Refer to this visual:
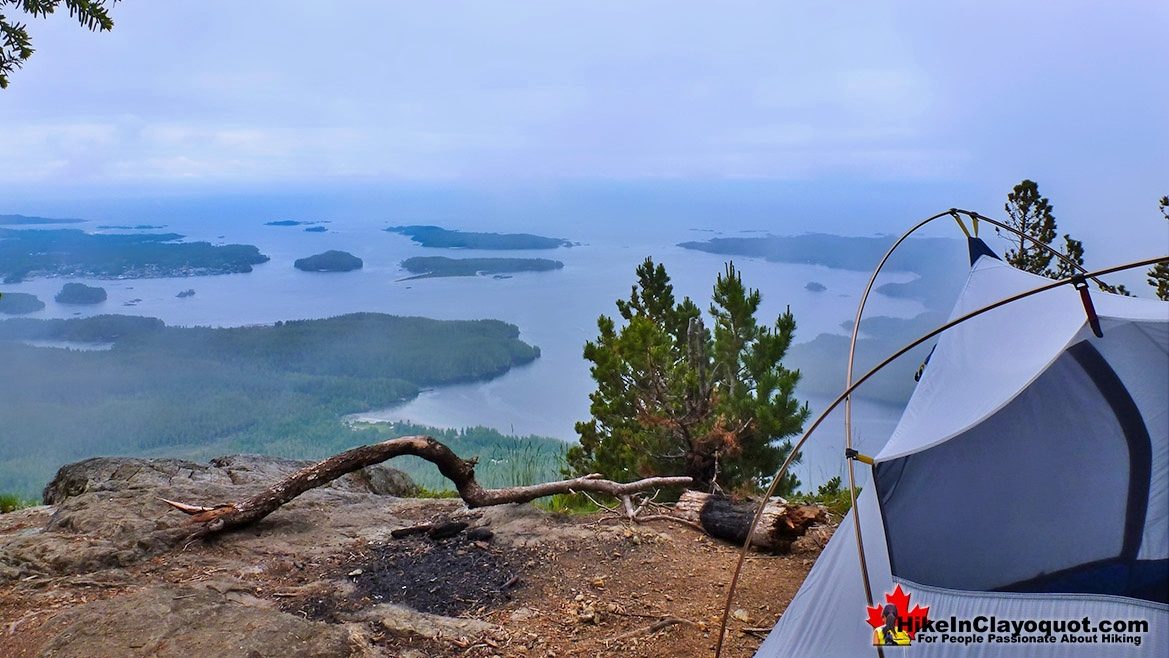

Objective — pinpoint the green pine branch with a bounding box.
[0,0,116,89]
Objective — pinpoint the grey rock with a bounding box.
[44,454,417,504]
[34,585,358,658]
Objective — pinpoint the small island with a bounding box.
[55,283,107,305]
[0,292,45,314]
[304,226,328,233]
[387,225,574,250]
[266,220,329,227]
[294,250,364,272]
[805,281,827,292]
[176,289,196,298]
[97,224,166,230]
[401,256,563,279]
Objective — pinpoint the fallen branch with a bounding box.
[604,616,696,644]
[161,435,692,541]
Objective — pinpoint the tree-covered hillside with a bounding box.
[0,228,269,283]
[0,314,540,497]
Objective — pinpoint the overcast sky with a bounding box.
[1,1,1166,261]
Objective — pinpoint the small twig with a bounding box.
[580,490,620,515]
[603,617,696,644]
[633,490,658,516]
[630,513,705,532]
[741,627,772,635]
[620,495,637,520]
[391,523,433,539]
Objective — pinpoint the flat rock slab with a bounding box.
[33,585,358,658]
[349,602,501,641]
[0,455,419,584]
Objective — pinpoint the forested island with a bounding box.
[387,225,574,250]
[0,292,45,314]
[304,226,328,233]
[400,256,563,279]
[805,281,827,292]
[266,220,328,227]
[0,228,269,283]
[0,213,84,225]
[0,313,541,496]
[294,250,363,272]
[54,283,107,304]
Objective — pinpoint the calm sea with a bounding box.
[3,184,947,487]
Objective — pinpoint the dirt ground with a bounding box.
[0,500,825,658]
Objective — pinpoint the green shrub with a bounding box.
[792,476,857,518]
[536,492,603,515]
[0,493,35,513]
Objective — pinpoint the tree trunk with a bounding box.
[672,490,826,553]
[683,449,716,490]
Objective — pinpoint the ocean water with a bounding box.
[2,184,941,488]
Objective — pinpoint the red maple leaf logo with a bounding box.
[866,584,930,640]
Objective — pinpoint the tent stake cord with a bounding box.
[713,255,1165,658]
[840,207,1105,657]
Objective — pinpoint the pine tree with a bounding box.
[1149,197,1169,301]
[1002,180,1058,275]
[567,258,808,494]
[0,1,116,89]
[1000,179,1130,294]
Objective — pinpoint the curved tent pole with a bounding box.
[713,256,1166,658]
[840,207,1107,621]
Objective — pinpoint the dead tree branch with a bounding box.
[160,435,692,541]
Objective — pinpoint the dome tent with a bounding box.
[755,238,1168,657]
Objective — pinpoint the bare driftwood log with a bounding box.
[672,491,827,553]
[161,435,692,541]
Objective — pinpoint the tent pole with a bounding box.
[840,207,1108,637]
[713,255,1166,658]
[842,211,950,619]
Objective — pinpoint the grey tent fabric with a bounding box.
[756,255,1169,657]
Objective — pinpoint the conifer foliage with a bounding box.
[1150,197,1169,301]
[1,0,116,89]
[567,258,808,494]
[1000,179,1132,295]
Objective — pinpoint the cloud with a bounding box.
[0,0,1163,199]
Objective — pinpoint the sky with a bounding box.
[1,1,1166,268]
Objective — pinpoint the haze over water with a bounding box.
[2,183,942,486]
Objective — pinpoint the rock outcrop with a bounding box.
[0,455,416,585]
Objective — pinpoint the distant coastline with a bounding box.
[0,228,269,283]
[0,214,85,225]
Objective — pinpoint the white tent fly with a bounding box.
[756,238,1168,657]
